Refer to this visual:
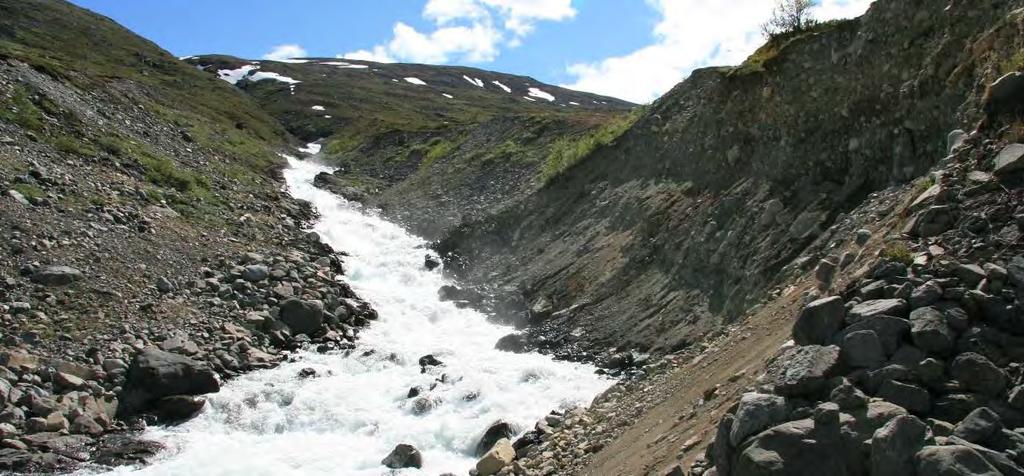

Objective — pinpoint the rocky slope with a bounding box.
[436,0,1024,362]
[0,0,379,472]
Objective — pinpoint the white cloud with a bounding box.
[561,0,873,104]
[262,44,308,61]
[341,0,574,64]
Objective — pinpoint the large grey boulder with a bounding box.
[241,265,269,282]
[910,307,956,355]
[729,393,788,446]
[278,299,324,336]
[793,297,846,346]
[833,316,909,356]
[950,353,1006,397]
[733,419,846,476]
[953,407,1003,444]
[994,143,1024,177]
[381,443,422,469]
[475,420,516,457]
[871,415,933,476]
[878,380,931,415]
[763,345,840,397]
[914,445,1001,476]
[30,266,84,286]
[118,347,219,418]
[839,330,885,369]
[848,299,909,323]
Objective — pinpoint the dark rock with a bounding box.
[792,296,846,346]
[381,443,423,469]
[909,206,956,238]
[848,299,909,323]
[950,353,1006,397]
[600,351,635,370]
[834,316,909,356]
[729,392,788,446]
[933,394,984,423]
[953,407,1003,444]
[830,379,868,410]
[418,354,443,368]
[241,265,269,282]
[733,419,845,476]
[871,415,933,476]
[278,299,324,336]
[994,143,1024,177]
[915,445,1001,476]
[155,277,175,294]
[910,307,956,355]
[987,72,1024,116]
[494,333,530,353]
[475,420,516,457]
[713,414,735,476]
[910,281,943,309]
[840,330,885,369]
[424,254,441,271]
[946,436,1024,476]
[152,395,206,423]
[878,380,931,415]
[118,347,219,418]
[956,264,987,288]
[763,345,840,397]
[865,364,913,394]
[30,266,83,286]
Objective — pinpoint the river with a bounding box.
[96,155,611,475]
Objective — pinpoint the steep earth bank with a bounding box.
[437,0,1023,362]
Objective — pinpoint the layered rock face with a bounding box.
[437,0,1022,358]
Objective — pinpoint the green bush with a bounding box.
[881,242,914,266]
[52,135,97,156]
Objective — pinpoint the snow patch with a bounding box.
[569,101,580,106]
[324,115,332,119]
[270,58,310,64]
[321,61,369,69]
[178,55,196,61]
[462,75,484,88]
[217,64,259,84]
[403,77,427,86]
[442,93,454,99]
[249,71,301,85]
[523,96,536,102]
[527,87,555,102]
[311,105,325,111]
[491,80,511,93]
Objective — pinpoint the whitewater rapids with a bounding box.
[97,156,611,475]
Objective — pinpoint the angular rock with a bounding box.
[733,419,846,476]
[729,393,788,446]
[278,299,324,336]
[118,347,219,418]
[763,345,840,397]
[475,420,516,457]
[152,395,206,423]
[950,353,1006,397]
[910,281,943,308]
[840,330,885,369]
[915,445,1001,476]
[871,415,933,476]
[792,296,846,346]
[834,316,909,356]
[381,443,422,469]
[848,299,909,323]
[476,438,514,476]
[878,380,931,415]
[30,266,83,286]
[910,307,956,355]
[953,407,1003,444]
[241,265,269,282]
[994,143,1024,177]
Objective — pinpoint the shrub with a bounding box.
[761,0,816,38]
[881,242,914,266]
[540,111,640,183]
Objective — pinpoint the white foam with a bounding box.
[298,142,322,155]
[526,88,555,102]
[404,77,427,86]
[98,158,611,476]
[491,81,511,93]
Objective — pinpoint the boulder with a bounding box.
[833,316,909,356]
[910,281,944,308]
[946,436,1024,476]
[847,299,909,323]
[494,334,530,353]
[950,353,1006,397]
[475,420,516,457]
[830,379,868,410]
[118,347,219,418]
[713,413,735,476]
[733,419,846,476]
[909,206,956,238]
[381,443,422,469]
[763,345,840,397]
[840,330,885,369]
[30,266,83,286]
[278,299,324,336]
[418,354,443,368]
[476,438,514,476]
[241,265,269,282]
[987,72,1024,115]
[910,307,956,355]
[994,143,1024,177]
[792,297,846,346]
[729,393,788,446]
[871,415,933,476]
[423,254,441,271]
[878,380,931,415]
[915,445,1001,476]
[152,395,206,423]
[952,407,1002,444]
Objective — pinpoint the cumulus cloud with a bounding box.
[562,0,873,104]
[341,0,574,64]
[262,44,308,61]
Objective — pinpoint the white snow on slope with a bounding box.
[523,96,536,102]
[442,93,454,99]
[569,101,580,106]
[249,71,301,84]
[492,81,512,93]
[321,61,370,69]
[178,56,196,61]
[217,65,259,84]
[404,77,427,85]
[462,75,484,88]
[527,87,555,102]
[311,105,325,111]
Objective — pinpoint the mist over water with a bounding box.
[96,156,611,475]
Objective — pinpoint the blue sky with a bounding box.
[70,0,872,103]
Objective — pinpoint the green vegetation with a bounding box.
[51,135,97,156]
[540,110,641,183]
[11,183,44,200]
[732,19,847,76]
[912,175,936,195]
[1000,49,1024,75]
[881,242,914,266]
[0,85,45,131]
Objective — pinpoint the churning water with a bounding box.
[98,156,610,475]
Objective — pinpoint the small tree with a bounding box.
[761,0,816,38]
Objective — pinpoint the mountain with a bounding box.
[185,54,639,238]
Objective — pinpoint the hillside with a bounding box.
[185,54,639,238]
